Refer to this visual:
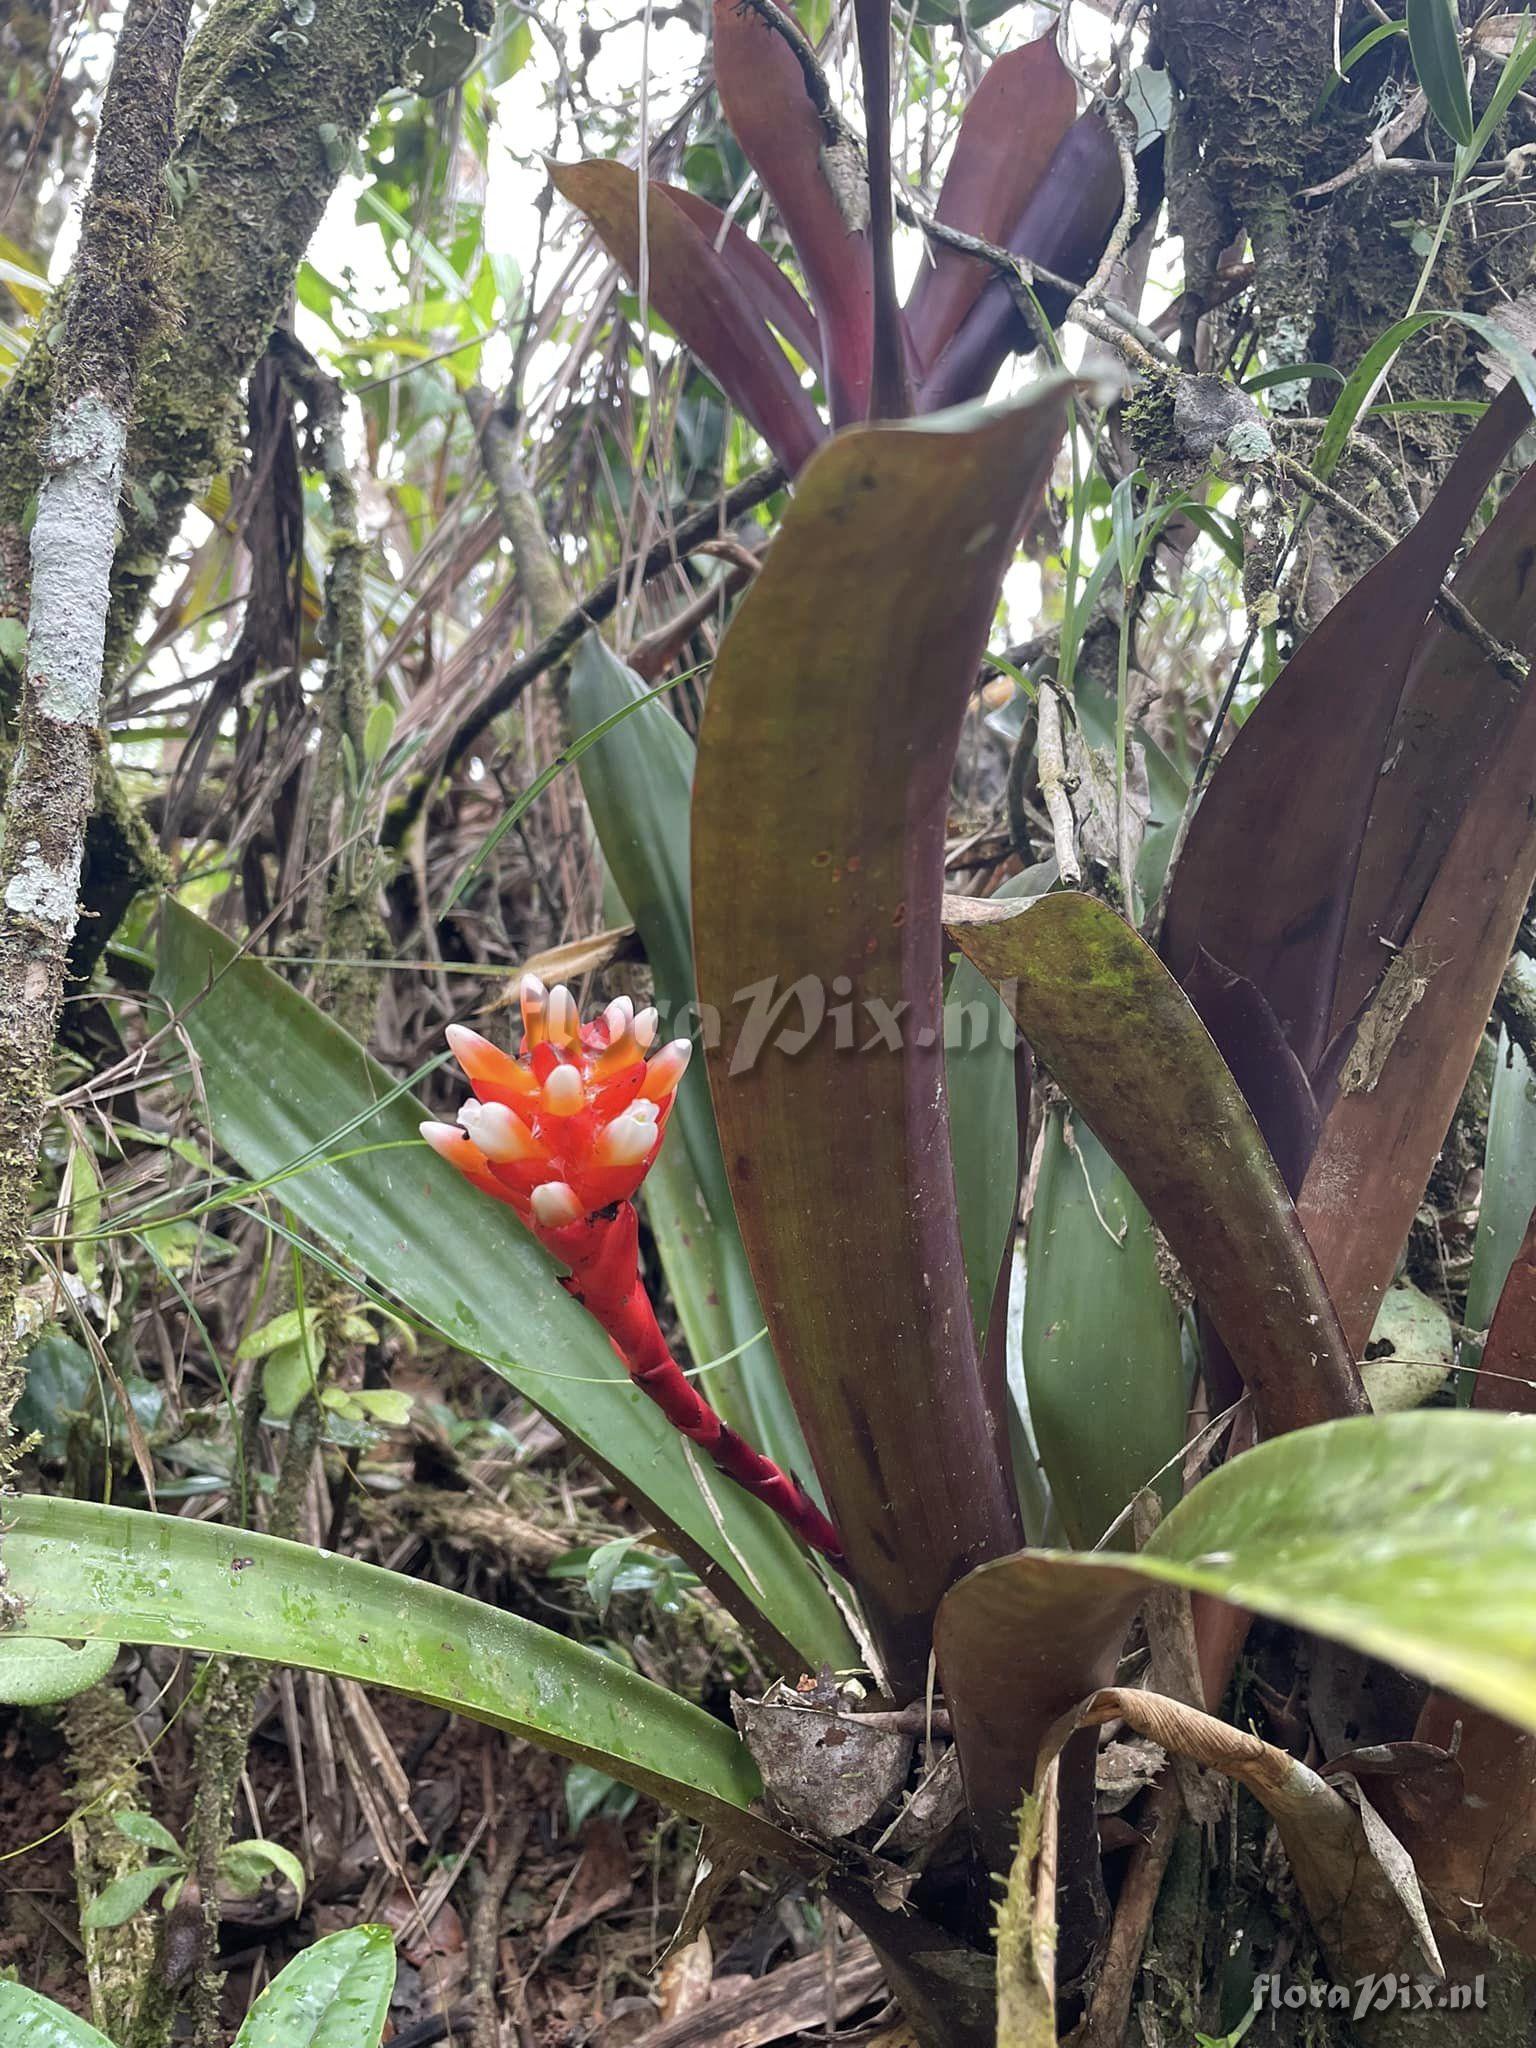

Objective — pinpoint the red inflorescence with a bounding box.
[419,976,689,1237]
[420,975,845,1570]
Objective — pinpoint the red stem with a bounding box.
[537,1201,846,1569]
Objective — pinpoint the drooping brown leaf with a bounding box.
[1040,1691,1441,1979]
[549,160,824,474]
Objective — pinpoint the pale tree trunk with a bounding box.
[0,0,191,1447]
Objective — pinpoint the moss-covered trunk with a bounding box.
[0,0,449,975]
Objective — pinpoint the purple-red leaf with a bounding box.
[662,184,822,366]
[1299,663,1536,1349]
[550,160,824,476]
[712,0,874,426]
[904,34,1078,374]
[692,383,1074,1696]
[1161,382,1530,1082]
[936,1551,1143,1865]
[945,890,1366,1436]
[1471,1208,1536,1414]
[1181,952,1320,1199]
[918,113,1125,414]
[1331,456,1536,1039]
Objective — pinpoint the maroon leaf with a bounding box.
[1182,951,1320,1199]
[1472,1208,1536,1415]
[1299,668,1536,1348]
[1161,382,1530,1082]
[550,160,824,475]
[935,1550,1144,1867]
[918,114,1124,414]
[904,34,1078,374]
[712,0,874,426]
[691,383,1075,1696]
[662,184,822,365]
[1331,457,1536,1040]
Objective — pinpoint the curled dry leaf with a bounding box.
[733,1681,915,1837]
[1040,1689,1442,1982]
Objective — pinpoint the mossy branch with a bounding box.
[0,0,191,1450]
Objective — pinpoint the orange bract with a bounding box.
[420,975,689,1230]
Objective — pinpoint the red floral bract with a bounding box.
[422,976,843,1566]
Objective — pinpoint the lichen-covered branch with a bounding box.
[470,384,576,644]
[0,0,191,1446]
[0,0,450,661]
[0,0,451,977]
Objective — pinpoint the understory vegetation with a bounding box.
[7,0,1536,2044]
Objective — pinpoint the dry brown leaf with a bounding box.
[1042,1688,1441,1981]
[543,1817,635,1951]
[483,925,640,1011]
[657,1933,713,2023]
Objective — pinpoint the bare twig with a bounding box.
[897,193,1176,367]
[1036,683,1082,885]
[386,462,785,839]
[1300,90,1430,199]
[1074,96,1139,313]
[731,0,847,147]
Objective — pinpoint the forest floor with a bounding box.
[0,1351,897,2045]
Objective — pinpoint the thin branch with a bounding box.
[1036,683,1082,885]
[386,462,785,840]
[731,0,848,147]
[897,193,1177,367]
[1074,96,1139,313]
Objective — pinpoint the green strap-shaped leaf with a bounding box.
[0,1983,115,2047]
[0,1496,809,1865]
[1407,0,1474,145]
[0,1634,119,1704]
[571,635,816,1487]
[1465,1029,1536,1343]
[233,1925,394,2048]
[1020,1108,1186,1548]
[945,865,1055,1350]
[946,890,1366,1433]
[150,899,852,1677]
[938,1410,1536,1859]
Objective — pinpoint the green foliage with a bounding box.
[1406,0,1474,145]
[0,1983,116,2047]
[150,898,852,1672]
[231,1927,395,2048]
[0,1494,803,1862]
[0,1635,119,1705]
[1020,1109,1186,1547]
[0,1929,395,2048]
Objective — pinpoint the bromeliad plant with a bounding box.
[16,6,1536,2045]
